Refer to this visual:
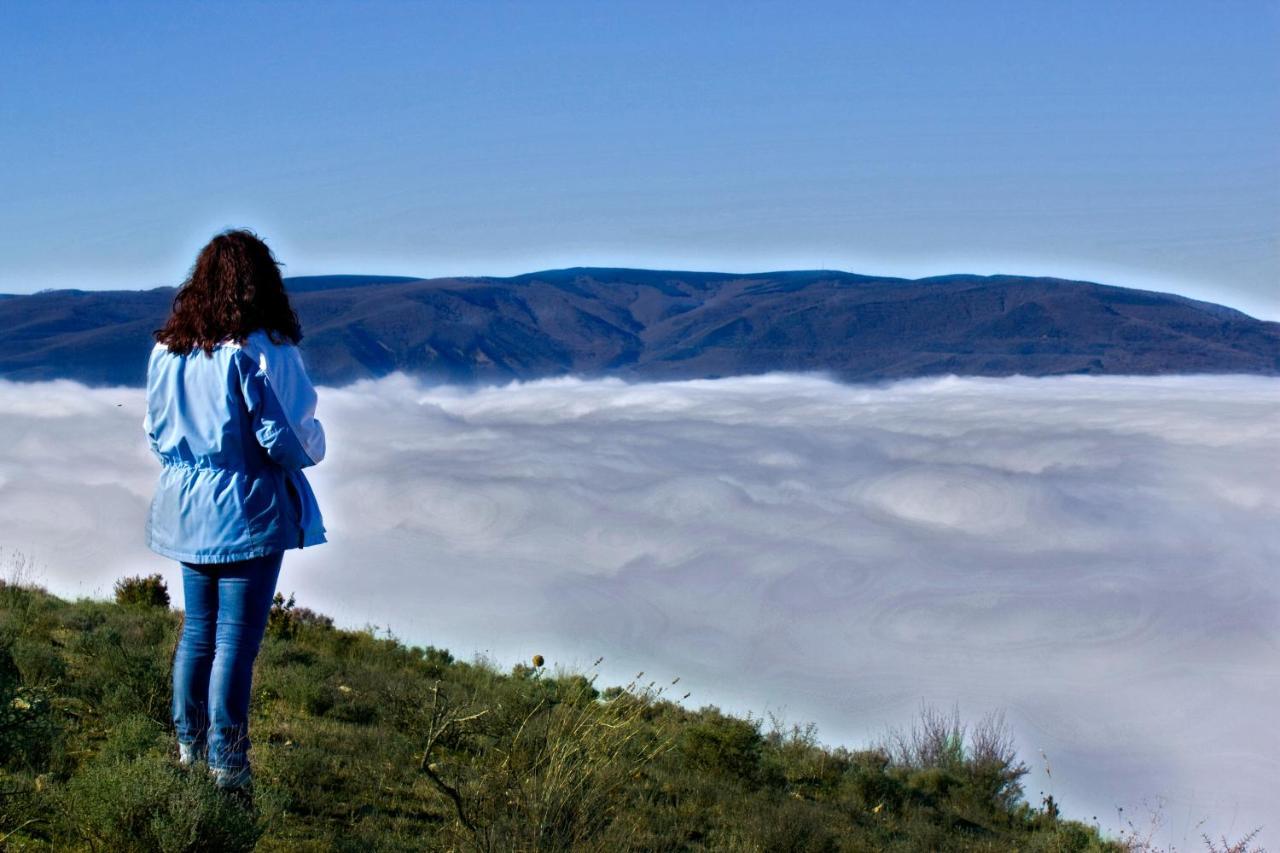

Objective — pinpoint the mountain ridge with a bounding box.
[1,267,1276,386]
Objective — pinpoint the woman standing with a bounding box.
[143,228,327,792]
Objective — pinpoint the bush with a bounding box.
[418,662,679,849]
[8,633,67,685]
[761,714,849,797]
[680,706,766,784]
[58,752,265,852]
[719,789,841,852]
[267,591,334,640]
[113,573,171,609]
[0,661,58,772]
[66,605,178,722]
[96,713,167,764]
[419,644,455,679]
[880,701,1030,813]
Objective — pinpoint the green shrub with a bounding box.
[417,663,679,850]
[761,714,849,797]
[58,752,264,852]
[842,747,900,809]
[96,713,167,764]
[418,644,454,678]
[0,574,57,640]
[267,591,334,641]
[9,633,67,685]
[718,789,842,852]
[113,573,170,609]
[679,706,766,784]
[906,765,964,802]
[880,701,1030,818]
[66,607,177,722]
[0,682,57,772]
[329,692,380,725]
[253,740,336,815]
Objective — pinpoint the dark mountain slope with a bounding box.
[0,268,1276,386]
[272,274,426,293]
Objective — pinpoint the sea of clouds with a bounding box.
[1,371,1277,844]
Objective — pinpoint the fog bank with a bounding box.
[2,371,1276,844]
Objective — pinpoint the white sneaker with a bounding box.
[210,765,252,790]
[178,741,204,767]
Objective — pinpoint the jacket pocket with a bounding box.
[284,468,316,548]
[283,472,303,526]
[241,470,278,541]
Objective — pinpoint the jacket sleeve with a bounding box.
[142,344,162,459]
[239,333,326,469]
[142,407,160,458]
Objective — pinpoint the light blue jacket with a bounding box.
[143,328,328,564]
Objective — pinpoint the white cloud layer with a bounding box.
[2,371,1278,844]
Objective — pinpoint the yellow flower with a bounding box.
[872,802,884,815]
[532,654,544,668]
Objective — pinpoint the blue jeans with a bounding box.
[172,551,283,773]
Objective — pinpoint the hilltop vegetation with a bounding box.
[3,569,1132,851]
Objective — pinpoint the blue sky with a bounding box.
[2,0,1277,318]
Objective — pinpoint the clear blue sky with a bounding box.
[2,0,1277,318]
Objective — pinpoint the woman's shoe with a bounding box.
[177,741,205,767]
[210,764,252,791]
[211,766,256,812]
[228,786,256,813]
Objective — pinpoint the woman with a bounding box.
[143,228,327,792]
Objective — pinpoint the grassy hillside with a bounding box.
[2,571,1135,851]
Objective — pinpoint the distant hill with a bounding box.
[1,268,1277,386]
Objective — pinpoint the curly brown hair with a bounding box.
[153,228,303,355]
